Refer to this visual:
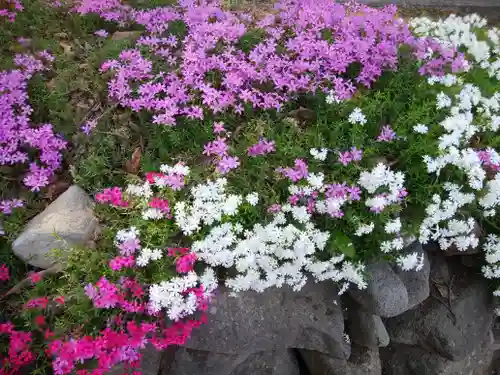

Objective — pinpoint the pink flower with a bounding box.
[55,296,65,305]
[203,138,228,157]
[94,29,109,38]
[338,151,352,166]
[0,264,9,281]
[176,253,197,273]
[109,256,136,271]
[247,138,275,157]
[118,238,141,256]
[277,159,309,182]
[349,147,363,161]
[216,156,240,174]
[28,272,42,284]
[213,121,225,134]
[267,204,281,213]
[149,198,171,217]
[24,297,49,309]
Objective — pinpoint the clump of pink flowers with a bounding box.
[95,187,128,207]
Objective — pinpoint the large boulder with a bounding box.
[163,348,300,375]
[184,281,349,358]
[348,309,389,348]
[299,344,381,375]
[12,186,99,269]
[381,332,495,375]
[348,262,409,318]
[385,278,494,361]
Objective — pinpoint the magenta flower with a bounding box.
[377,125,396,142]
[216,156,240,174]
[176,253,197,273]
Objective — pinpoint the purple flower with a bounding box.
[350,147,363,161]
[377,125,396,142]
[81,119,97,135]
[0,199,24,214]
[216,156,240,174]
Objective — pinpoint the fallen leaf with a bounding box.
[124,147,142,174]
[59,41,74,56]
[112,31,142,41]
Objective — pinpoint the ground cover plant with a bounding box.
[2,0,500,374]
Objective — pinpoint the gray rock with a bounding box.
[348,309,389,348]
[394,241,430,309]
[299,344,381,375]
[12,186,98,268]
[381,332,495,375]
[164,348,300,375]
[385,279,494,361]
[185,281,349,359]
[349,262,409,318]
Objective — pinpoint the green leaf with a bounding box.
[331,232,356,259]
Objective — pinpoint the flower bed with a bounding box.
[1,0,500,374]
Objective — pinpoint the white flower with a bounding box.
[126,182,153,198]
[396,252,425,271]
[354,223,375,236]
[246,192,259,206]
[307,172,324,189]
[348,107,367,125]
[384,218,402,234]
[310,148,328,161]
[413,124,428,134]
[142,208,164,220]
[436,92,452,109]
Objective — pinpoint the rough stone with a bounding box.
[163,348,300,375]
[394,241,430,309]
[349,262,409,318]
[299,344,381,375]
[348,307,389,348]
[12,186,99,269]
[184,281,349,359]
[109,344,162,375]
[385,278,494,361]
[381,332,495,375]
